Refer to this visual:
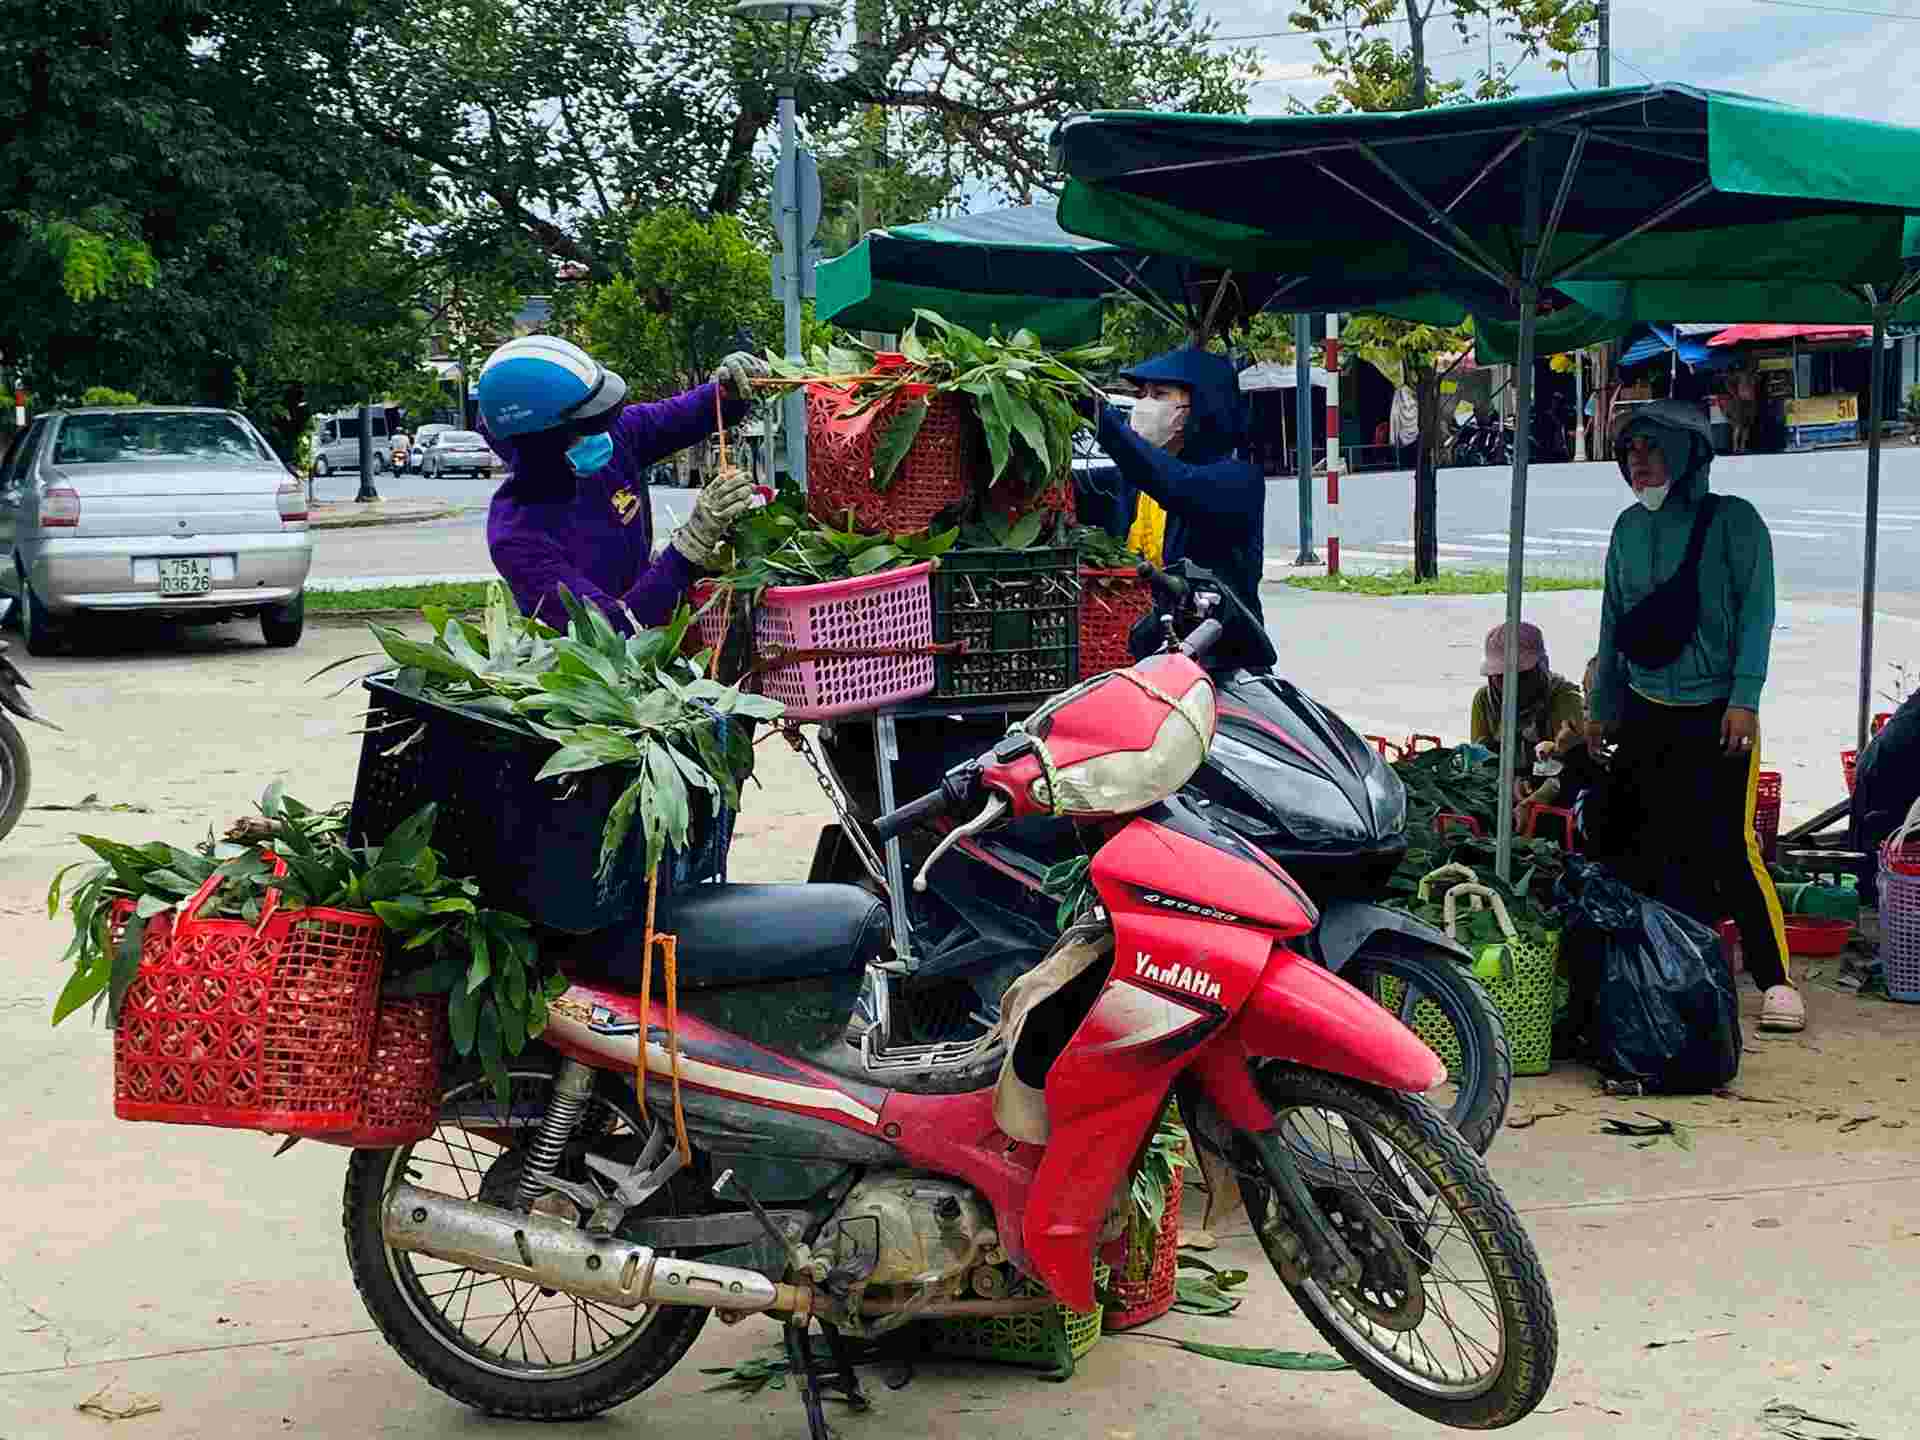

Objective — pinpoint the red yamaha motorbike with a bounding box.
[343,613,1557,1432]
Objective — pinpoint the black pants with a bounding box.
[1602,691,1790,992]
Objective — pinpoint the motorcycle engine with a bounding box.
[822,1174,995,1289]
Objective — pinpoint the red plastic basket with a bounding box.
[804,384,980,534]
[334,997,446,1148]
[1784,917,1850,957]
[1077,568,1153,680]
[752,562,936,721]
[113,868,384,1136]
[1104,1190,1182,1331]
[1753,771,1782,862]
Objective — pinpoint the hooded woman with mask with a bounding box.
[1588,399,1799,1032]
[479,336,769,631]
[1079,347,1266,623]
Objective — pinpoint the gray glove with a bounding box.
[671,465,757,568]
[712,351,772,405]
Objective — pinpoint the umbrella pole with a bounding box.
[1858,304,1889,750]
[1495,289,1539,883]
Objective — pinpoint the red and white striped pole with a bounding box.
[1324,315,1341,576]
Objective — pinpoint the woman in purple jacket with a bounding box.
[477,335,768,629]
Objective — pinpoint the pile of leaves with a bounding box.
[1381,821,1567,954]
[1391,744,1503,834]
[768,313,1111,501]
[353,583,782,879]
[713,486,958,600]
[1066,523,1147,572]
[49,787,559,1101]
[1128,1109,1190,1259]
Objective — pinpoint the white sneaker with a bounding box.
[1760,984,1806,1033]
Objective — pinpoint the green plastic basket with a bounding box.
[931,547,1080,702]
[927,1261,1108,1380]
[1375,883,1557,1078]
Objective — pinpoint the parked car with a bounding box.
[422,430,501,479]
[408,423,454,472]
[311,409,396,477]
[0,407,312,654]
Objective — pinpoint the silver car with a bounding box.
[422,429,501,479]
[0,407,312,655]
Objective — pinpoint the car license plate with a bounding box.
[159,557,212,596]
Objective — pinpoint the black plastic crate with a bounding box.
[932,547,1081,702]
[347,676,716,934]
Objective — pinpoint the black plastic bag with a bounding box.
[1553,857,1741,1094]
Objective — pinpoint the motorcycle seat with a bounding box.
[546,883,889,991]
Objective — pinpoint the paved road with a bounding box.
[309,449,1920,609]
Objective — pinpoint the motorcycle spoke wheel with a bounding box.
[384,1071,660,1379]
[1240,1066,1555,1429]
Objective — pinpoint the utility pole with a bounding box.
[855,0,887,350]
[1597,0,1610,87]
[1292,314,1318,565]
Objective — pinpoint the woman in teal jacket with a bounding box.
[1588,400,1800,1032]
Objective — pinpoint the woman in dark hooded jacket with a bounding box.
[1078,346,1267,623]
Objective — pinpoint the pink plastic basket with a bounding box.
[687,581,732,655]
[753,562,936,721]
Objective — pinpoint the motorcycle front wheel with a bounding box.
[1238,1065,1557,1430]
[1336,946,1511,1156]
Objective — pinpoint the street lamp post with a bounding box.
[732,1,835,493]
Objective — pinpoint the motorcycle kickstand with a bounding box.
[784,1321,833,1440]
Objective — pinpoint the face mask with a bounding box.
[1637,482,1671,513]
[566,431,615,477]
[1129,397,1185,449]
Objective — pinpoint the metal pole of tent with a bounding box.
[1294,314,1319,564]
[1859,304,1890,749]
[1496,137,1545,883]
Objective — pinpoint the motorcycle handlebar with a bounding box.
[872,786,951,842]
[1180,618,1224,660]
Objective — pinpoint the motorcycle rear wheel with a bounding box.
[1336,946,1511,1156]
[1238,1065,1556,1430]
[342,1061,708,1419]
[0,713,27,843]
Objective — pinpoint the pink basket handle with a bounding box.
[176,851,288,939]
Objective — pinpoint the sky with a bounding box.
[1222,0,1920,125]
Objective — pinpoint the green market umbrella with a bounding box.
[1055,83,1920,872]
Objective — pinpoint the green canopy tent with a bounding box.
[1055,83,1920,874]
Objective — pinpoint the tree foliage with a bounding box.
[331,0,1258,277]
[1287,1,1593,576]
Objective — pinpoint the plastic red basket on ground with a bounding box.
[113,868,384,1136]
[1077,568,1153,680]
[804,385,980,534]
[752,562,936,721]
[1753,771,1782,861]
[334,997,446,1148]
[1784,917,1850,957]
[1103,1190,1182,1331]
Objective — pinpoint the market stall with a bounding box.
[1053,83,1920,871]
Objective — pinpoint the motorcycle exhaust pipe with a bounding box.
[383,1184,798,1314]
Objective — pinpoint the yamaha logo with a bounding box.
[1140,891,1241,924]
[1134,953,1224,1002]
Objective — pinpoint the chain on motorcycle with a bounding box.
[782,722,890,890]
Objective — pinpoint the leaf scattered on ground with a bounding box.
[1763,1399,1882,1438]
[76,1387,162,1421]
[1157,1339,1350,1371]
[1508,1104,1574,1129]
[1645,1329,1733,1350]
[1839,1115,1879,1133]
[32,793,151,814]
[1715,1089,1784,1105]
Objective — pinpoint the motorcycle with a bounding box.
[0,631,52,843]
[342,610,1557,1431]
[1447,411,1511,468]
[812,563,1511,1153]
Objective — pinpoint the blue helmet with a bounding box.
[476,335,628,439]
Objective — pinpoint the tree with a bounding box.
[0,0,415,408]
[325,0,1259,279]
[573,209,834,401]
[1288,1,1594,578]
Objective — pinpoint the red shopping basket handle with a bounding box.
[1435,812,1484,838]
[1365,734,1405,761]
[1525,805,1578,850]
[175,850,289,939]
[1404,733,1443,754]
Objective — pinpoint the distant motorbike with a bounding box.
[0,631,55,842]
[1448,412,1509,468]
